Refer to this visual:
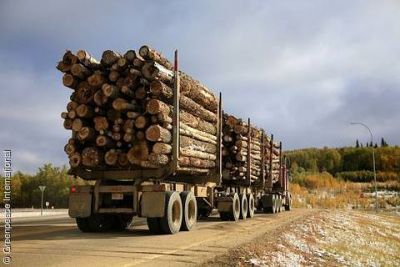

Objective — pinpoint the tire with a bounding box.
[247,194,255,218]
[219,212,230,221]
[180,191,197,231]
[239,194,248,220]
[285,195,292,211]
[90,214,114,232]
[272,195,276,214]
[76,217,91,232]
[198,208,212,219]
[231,193,240,221]
[160,191,183,234]
[113,214,132,231]
[147,218,163,234]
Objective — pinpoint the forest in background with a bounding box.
[285,145,400,209]
[285,146,400,183]
[0,164,86,208]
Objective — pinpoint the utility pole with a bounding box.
[350,122,378,211]
[39,186,46,216]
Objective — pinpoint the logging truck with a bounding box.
[59,47,291,234]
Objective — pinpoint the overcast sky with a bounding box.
[1,0,399,173]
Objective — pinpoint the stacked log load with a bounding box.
[57,46,218,175]
[222,114,263,182]
[222,113,282,185]
[265,137,282,184]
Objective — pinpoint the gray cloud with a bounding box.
[1,0,399,172]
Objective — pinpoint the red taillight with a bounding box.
[70,186,76,193]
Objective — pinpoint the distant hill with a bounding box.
[285,146,400,182]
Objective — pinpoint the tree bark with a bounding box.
[146,125,171,143]
[82,147,103,167]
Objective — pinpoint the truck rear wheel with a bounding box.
[180,191,197,231]
[76,214,113,232]
[231,193,240,221]
[272,195,277,214]
[160,191,183,234]
[113,214,132,231]
[239,194,248,220]
[147,218,163,234]
[76,217,91,232]
[247,194,255,218]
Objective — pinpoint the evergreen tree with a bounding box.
[374,143,378,148]
[369,141,373,147]
[356,140,360,148]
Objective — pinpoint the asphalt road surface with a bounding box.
[6,209,314,267]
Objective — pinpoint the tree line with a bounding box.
[285,146,400,183]
[0,164,87,208]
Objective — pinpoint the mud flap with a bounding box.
[69,192,92,218]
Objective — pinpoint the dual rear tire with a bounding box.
[147,191,197,234]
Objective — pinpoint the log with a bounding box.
[101,50,122,66]
[127,141,149,162]
[180,95,217,123]
[135,115,148,129]
[149,80,173,98]
[179,156,215,169]
[93,90,108,106]
[71,63,91,79]
[96,135,113,148]
[57,50,79,73]
[148,153,169,166]
[124,50,137,63]
[64,142,76,155]
[145,125,171,143]
[102,84,120,99]
[152,142,172,154]
[146,99,170,115]
[139,45,173,70]
[82,147,103,167]
[76,50,101,69]
[62,73,79,89]
[123,132,135,143]
[77,127,95,141]
[180,123,217,143]
[72,118,86,132]
[88,72,106,88]
[127,111,141,119]
[109,70,120,82]
[76,84,94,104]
[69,152,81,168]
[76,104,94,118]
[112,98,136,111]
[67,110,76,119]
[63,119,73,130]
[180,110,216,135]
[180,72,218,112]
[105,149,118,166]
[180,135,217,154]
[93,116,109,131]
[141,61,174,82]
[180,148,216,161]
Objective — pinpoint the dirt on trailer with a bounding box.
[206,210,400,267]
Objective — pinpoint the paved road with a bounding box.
[7,209,314,267]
